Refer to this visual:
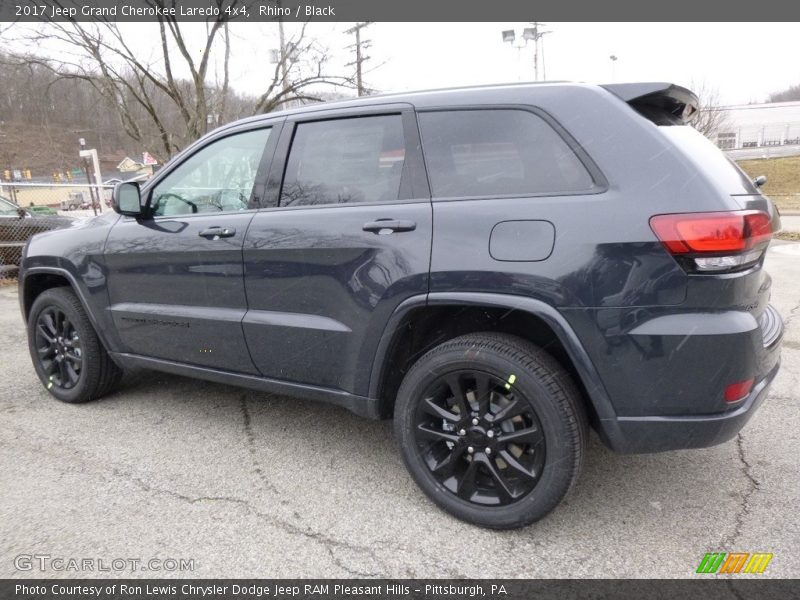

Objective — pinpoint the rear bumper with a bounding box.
[606,358,780,453]
[576,302,784,454]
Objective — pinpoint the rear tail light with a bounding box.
[724,378,754,403]
[650,211,772,272]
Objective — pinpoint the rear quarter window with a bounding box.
[658,125,759,195]
[417,109,595,199]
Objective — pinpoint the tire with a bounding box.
[394,332,587,529]
[27,287,123,403]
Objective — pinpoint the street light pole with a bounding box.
[503,25,551,82]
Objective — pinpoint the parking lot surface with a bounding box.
[1,243,798,579]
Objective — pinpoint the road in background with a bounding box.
[1,243,798,578]
[780,215,800,230]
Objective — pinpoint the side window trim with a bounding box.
[143,121,282,218]
[415,105,608,201]
[261,108,430,211]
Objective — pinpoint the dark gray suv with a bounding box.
[19,82,783,529]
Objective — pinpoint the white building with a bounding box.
[714,101,800,157]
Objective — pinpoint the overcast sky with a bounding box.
[216,22,800,105]
[10,22,800,105]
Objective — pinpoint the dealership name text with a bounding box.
[16,584,506,598]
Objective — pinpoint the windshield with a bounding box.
[0,196,22,216]
[658,125,759,195]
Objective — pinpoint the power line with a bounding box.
[344,22,373,96]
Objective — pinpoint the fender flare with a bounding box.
[369,291,625,448]
[20,266,120,359]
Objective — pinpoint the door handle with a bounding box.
[362,219,417,234]
[198,227,236,240]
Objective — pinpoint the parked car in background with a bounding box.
[0,195,74,274]
[60,191,91,211]
[27,205,59,216]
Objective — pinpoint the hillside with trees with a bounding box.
[1,16,356,177]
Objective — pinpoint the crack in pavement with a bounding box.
[0,426,392,575]
[784,302,800,327]
[114,467,407,577]
[720,432,760,549]
[240,393,279,495]
[326,547,381,578]
[1,425,460,577]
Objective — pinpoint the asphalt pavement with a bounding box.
[1,243,798,579]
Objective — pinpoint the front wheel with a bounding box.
[394,333,587,529]
[27,287,123,403]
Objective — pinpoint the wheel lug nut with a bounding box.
[486,447,492,455]
[487,430,495,438]
[467,446,474,454]
[472,418,479,425]
[458,429,466,436]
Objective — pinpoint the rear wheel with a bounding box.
[27,287,123,403]
[394,333,587,529]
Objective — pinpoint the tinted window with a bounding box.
[151,128,271,217]
[281,115,406,207]
[659,125,759,195]
[0,196,20,216]
[418,109,594,198]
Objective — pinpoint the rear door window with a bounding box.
[417,109,594,199]
[280,115,406,207]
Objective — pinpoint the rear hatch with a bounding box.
[605,82,781,346]
[603,82,781,226]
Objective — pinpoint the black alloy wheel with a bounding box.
[414,370,546,506]
[395,333,587,529]
[27,287,123,403]
[34,306,83,390]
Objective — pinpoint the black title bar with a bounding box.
[2,0,800,22]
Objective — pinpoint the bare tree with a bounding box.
[4,0,352,158]
[690,81,730,140]
[769,83,800,103]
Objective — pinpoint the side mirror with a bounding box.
[113,182,146,217]
[754,175,767,188]
[16,207,28,218]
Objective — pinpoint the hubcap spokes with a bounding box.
[415,370,545,506]
[35,308,82,390]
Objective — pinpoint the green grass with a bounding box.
[775,231,800,241]
[737,156,800,212]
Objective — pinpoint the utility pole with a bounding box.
[529,22,551,82]
[278,2,289,96]
[345,22,372,96]
[532,23,539,82]
[268,1,293,109]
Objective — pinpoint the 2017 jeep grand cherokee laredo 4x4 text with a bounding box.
[20,82,783,529]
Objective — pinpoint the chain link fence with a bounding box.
[0,183,114,283]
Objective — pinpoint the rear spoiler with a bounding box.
[601,82,699,125]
